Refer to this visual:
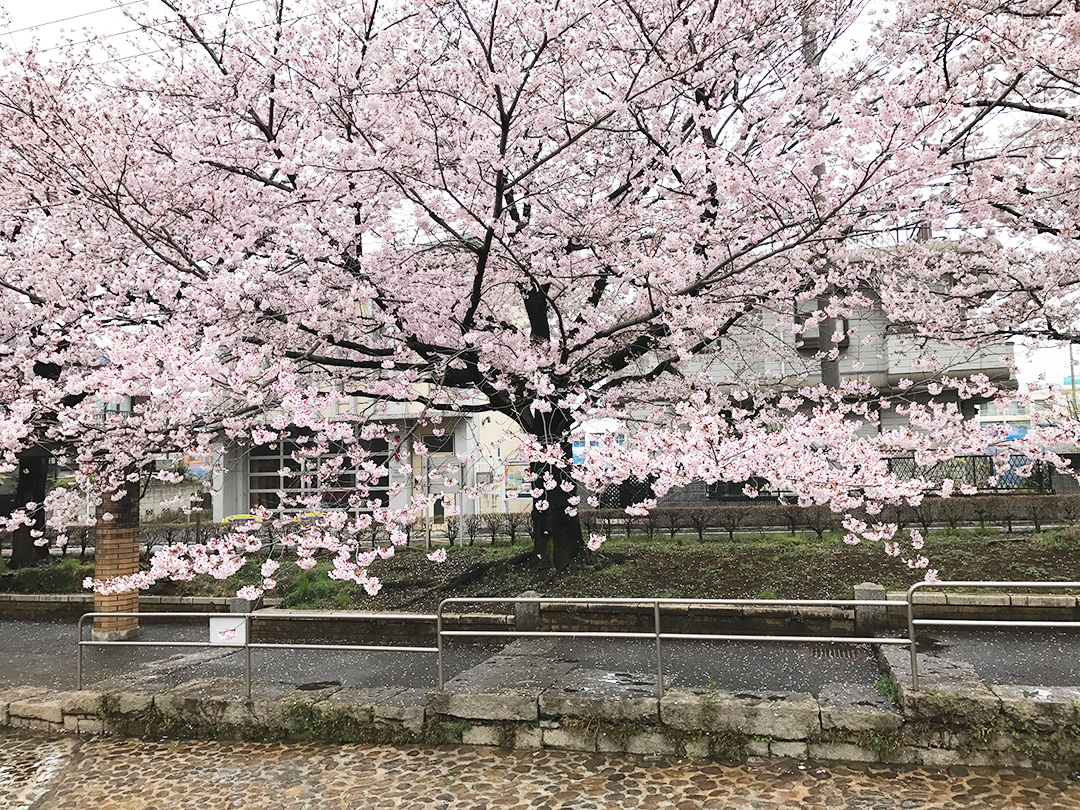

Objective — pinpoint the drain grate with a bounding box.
[802,643,873,660]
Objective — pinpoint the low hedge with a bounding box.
[580,493,1080,541]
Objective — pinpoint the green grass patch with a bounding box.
[0,557,94,593]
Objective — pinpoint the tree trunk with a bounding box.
[530,460,583,570]
[9,453,51,569]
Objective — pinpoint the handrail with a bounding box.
[78,586,1077,699]
[76,610,438,697]
[905,581,1080,690]
[435,596,909,697]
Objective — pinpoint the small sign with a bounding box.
[183,452,214,479]
[209,616,247,646]
[504,461,530,499]
[572,432,627,465]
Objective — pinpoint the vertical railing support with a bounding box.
[437,602,445,689]
[77,615,85,690]
[654,600,664,698]
[244,613,252,699]
[907,590,920,690]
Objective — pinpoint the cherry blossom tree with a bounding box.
[2,0,1080,595]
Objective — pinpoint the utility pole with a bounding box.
[802,11,842,391]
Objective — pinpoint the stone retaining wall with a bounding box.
[884,591,1080,629]
[0,595,236,621]
[246,603,853,643]
[539,602,852,636]
[3,638,1079,771]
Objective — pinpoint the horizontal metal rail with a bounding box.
[77,611,437,697]
[82,584,1078,699]
[906,581,1080,690]
[246,642,437,653]
[435,596,898,607]
[437,629,910,645]
[658,633,910,645]
[255,611,439,622]
[440,630,659,639]
[913,620,1080,628]
[436,596,910,697]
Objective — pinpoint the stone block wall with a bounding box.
[0,594,236,621]
[538,602,853,636]
[4,656,1080,771]
[248,610,513,646]
[884,591,1080,628]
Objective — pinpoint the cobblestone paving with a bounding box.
[4,731,1080,809]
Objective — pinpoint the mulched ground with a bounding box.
[7,526,1080,613]
[223,526,1080,613]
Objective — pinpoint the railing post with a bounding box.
[654,600,664,698]
[77,614,86,690]
[244,613,252,699]
[907,585,920,690]
[436,601,445,689]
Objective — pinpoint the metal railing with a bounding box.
[76,611,439,697]
[75,584,1080,698]
[436,596,909,697]
[906,581,1080,690]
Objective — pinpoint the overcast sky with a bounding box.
[1,1,145,54]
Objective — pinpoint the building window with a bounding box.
[248,435,389,515]
[422,433,455,455]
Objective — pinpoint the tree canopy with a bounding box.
[2,0,1080,592]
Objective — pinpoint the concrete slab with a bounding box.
[539,668,659,723]
[819,681,901,733]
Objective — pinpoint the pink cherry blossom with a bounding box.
[0,0,1077,595]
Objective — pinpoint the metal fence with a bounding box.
[76,611,439,697]
[435,596,911,697]
[700,455,1061,501]
[887,455,1055,493]
[906,581,1080,690]
[75,583,1080,697]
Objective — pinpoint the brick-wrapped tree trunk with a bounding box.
[92,479,140,640]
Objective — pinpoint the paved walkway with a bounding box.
[7,617,1080,696]
[4,730,1080,809]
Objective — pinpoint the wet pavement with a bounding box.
[917,630,1080,687]
[554,638,882,694]
[0,620,212,691]
[0,619,493,692]
[3,729,1080,809]
[3,619,885,697]
[7,619,1080,698]
[118,637,883,697]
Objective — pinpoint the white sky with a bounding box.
[0,1,147,54]
[1,1,1070,390]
